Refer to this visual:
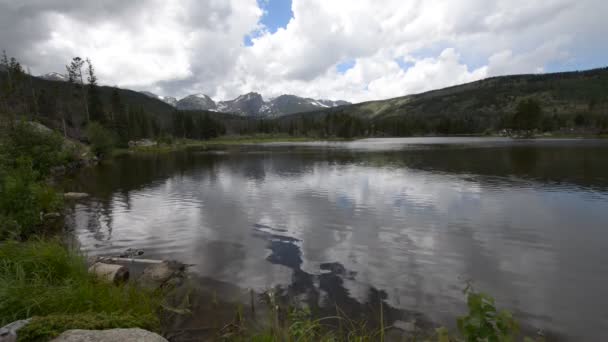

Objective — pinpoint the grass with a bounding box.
[118,135,352,155]
[0,239,162,341]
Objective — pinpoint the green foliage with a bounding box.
[456,286,519,342]
[0,122,69,178]
[0,123,66,238]
[86,122,116,156]
[513,99,543,131]
[86,59,105,123]
[17,313,158,342]
[172,111,226,140]
[0,159,63,239]
[0,240,161,330]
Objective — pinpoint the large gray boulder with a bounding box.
[51,328,167,342]
[0,319,31,342]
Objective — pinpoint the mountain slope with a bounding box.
[175,94,217,111]
[141,91,177,107]
[217,92,264,116]
[39,72,68,82]
[337,68,608,121]
[260,95,348,116]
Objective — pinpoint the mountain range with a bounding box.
[142,91,350,117]
[39,71,350,117]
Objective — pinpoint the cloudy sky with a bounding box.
[1,0,606,103]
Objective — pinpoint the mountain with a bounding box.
[217,92,264,116]
[176,94,216,111]
[260,95,349,116]
[39,72,68,82]
[140,91,178,107]
[172,92,351,117]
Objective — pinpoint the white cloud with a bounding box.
[1,0,606,102]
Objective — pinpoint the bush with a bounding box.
[0,122,69,178]
[86,122,116,157]
[0,240,161,331]
[157,134,174,145]
[456,285,520,341]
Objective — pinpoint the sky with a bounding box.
[0,0,606,103]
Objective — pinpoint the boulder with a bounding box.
[128,139,156,148]
[64,192,89,200]
[51,328,167,342]
[0,319,31,342]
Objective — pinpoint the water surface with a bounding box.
[66,138,608,340]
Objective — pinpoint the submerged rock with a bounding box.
[51,328,167,342]
[138,260,185,290]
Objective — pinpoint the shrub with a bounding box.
[456,285,520,341]
[0,122,69,178]
[0,158,62,239]
[86,122,116,157]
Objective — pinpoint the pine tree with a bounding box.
[86,58,104,123]
[110,89,129,145]
[66,57,89,123]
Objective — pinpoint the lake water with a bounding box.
[65,137,608,340]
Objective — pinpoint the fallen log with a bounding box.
[88,262,129,284]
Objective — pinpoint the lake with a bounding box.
[65,137,608,340]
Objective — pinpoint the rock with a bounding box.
[128,139,156,148]
[138,260,184,290]
[88,262,129,284]
[0,319,31,342]
[43,212,62,220]
[51,328,167,342]
[119,248,145,258]
[64,192,89,200]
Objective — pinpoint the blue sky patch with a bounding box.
[245,0,293,46]
[258,0,293,33]
[336,59,356,73]
[395,58,414,71]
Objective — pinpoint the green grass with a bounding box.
[0,239,162,341]
[120,135,353,154]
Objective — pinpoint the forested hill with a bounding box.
[1,53,607,141]
[0,69,175,138]
[287,67,608,135]
[351,67,608,119]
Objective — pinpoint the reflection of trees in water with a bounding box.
[509,146,538,175]
[252,224,432,331]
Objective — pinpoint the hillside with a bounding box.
[2,65,607,140]
[343,68,608,119]
[281,67,608,135]
[0,71,176,138]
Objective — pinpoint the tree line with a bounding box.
[2,51,607,148]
